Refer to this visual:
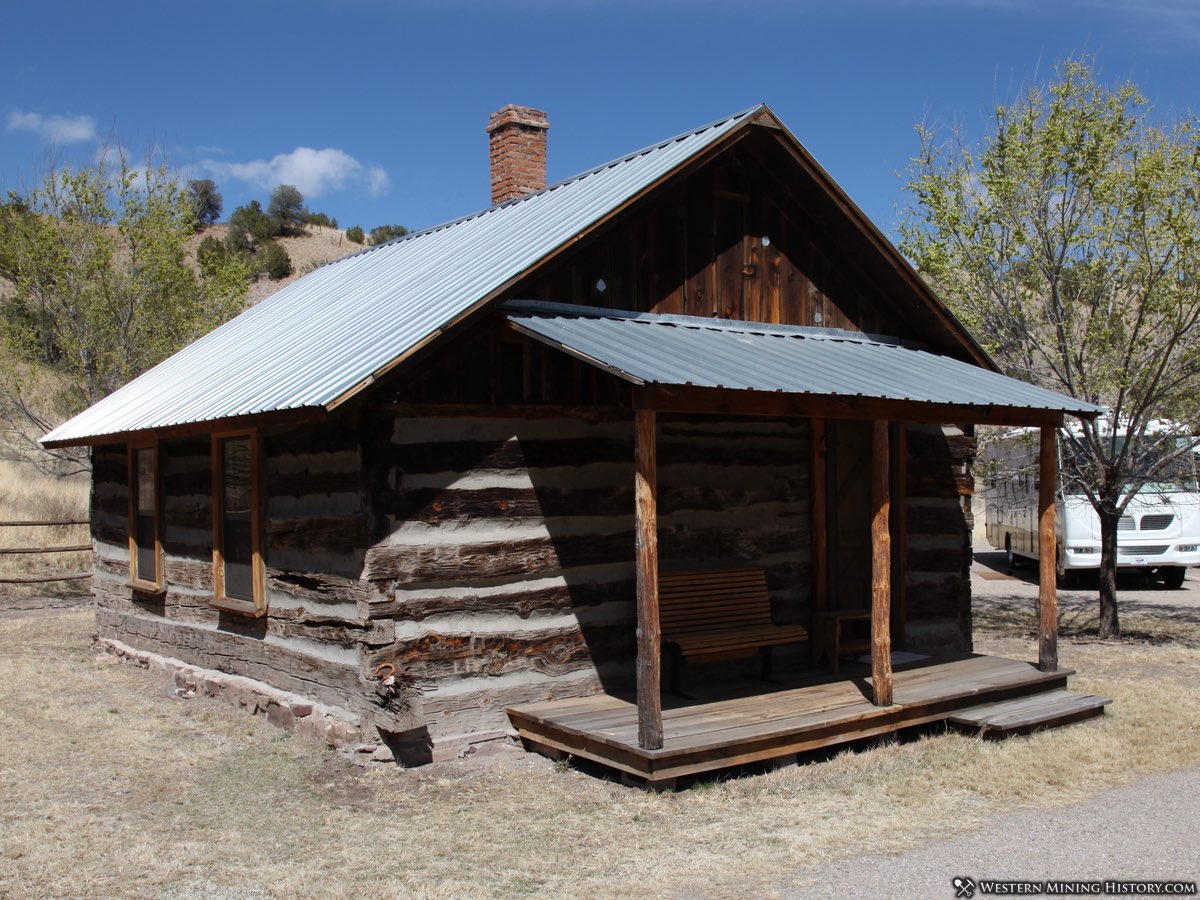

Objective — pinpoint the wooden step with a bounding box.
[948,689,1111,737]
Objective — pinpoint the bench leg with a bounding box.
[760,645,774,682]
[667,646,686,696]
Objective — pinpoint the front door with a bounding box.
[827,420,872,611]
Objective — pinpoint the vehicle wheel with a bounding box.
[1004,535,1014,572]
[1162,567,1186,589]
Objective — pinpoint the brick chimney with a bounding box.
[487,105,549,206]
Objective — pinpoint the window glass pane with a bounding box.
[136,515,156,581]
[221,437,254,601]
[136,448,155,514]
[133,447,157,582]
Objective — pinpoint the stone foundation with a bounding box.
[95,635,375,757]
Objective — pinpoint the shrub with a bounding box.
[227,200,273,248]
[305,211,338,229]
[258,240,292,279]
[368,223,409,246]
[345,225,364,244]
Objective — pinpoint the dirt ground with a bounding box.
[1,561,1198,897]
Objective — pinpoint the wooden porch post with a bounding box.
[1038,425,1059,672]
[871,419,893,706]
[635,407,663,749]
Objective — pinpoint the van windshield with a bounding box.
[1060,435,1199,495]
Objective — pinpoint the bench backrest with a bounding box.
[658,566,772,636]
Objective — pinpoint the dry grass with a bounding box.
[0,458,90,600]
[1,608,1198,898]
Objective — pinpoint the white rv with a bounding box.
[982,426,1200,587]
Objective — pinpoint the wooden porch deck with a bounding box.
[508,654,1074,786]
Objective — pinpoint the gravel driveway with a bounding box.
[782,550,1200,898]
[784,767,1200,898]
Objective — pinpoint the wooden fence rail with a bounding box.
[0,519,92,584]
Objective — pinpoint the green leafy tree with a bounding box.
[0,148,251,472]
[344,224,365,244]
[368,223,409,246]
[901,57,1200,638]
[187,178,222,229]
[267,184,307,236]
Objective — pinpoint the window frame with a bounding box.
[126,440,164,593]
[210,430,266,617]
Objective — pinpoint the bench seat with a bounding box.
[659,566,808,690]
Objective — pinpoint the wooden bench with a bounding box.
[659,566,809,693]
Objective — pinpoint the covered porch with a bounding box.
[503,302,1103,783]
[509,653,1085,786]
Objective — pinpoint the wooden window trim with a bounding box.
[126,440,164,594]
[211,430,266,617]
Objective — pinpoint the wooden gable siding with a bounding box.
[509,132,915,337]
[361,410,812,744]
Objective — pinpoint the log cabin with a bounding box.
[43,104,1107,784]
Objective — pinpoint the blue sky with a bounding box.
[3,1,1198,241]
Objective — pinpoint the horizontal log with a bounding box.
[906,548,970,575]
[0,543,92,554]
[907,503,968,535]
[381,437,633,476]
[419,673,605,740]
[268,568,367,607]
[91,448,126,482]
[96,608,365,708]
[367,577,633,621]
[263,420,361,457]
[385,483,807,525]
[268,469,362,499]
[365,520,806,585]
[368,622,632,680]
[371,402,631,423]
[164,557,214,591]
[364,531,634,584]
[0,571,91,583]
[265,514,369,557]
[904,578,968,616]
[0,520,89,528]
[266,614,387,648]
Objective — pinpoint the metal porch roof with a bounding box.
[505,302,1103,418]
[42,108,760,447]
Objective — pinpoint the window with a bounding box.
[212,432,265,616]
[127,443,162,590]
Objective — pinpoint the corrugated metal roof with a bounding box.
[42,108,761,446]
[505,301,1103,417]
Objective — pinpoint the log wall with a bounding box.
[903,423,975,651]
[362,410,812,745]
[90,417,384,724]
[89,409,971,755]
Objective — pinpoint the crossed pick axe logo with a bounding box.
[953,877,976,898]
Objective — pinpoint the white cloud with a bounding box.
[203,147,390,198]
[6,110,97,144]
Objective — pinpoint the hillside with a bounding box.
[188,224,363,306]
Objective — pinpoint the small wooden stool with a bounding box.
[812,609,871,671]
